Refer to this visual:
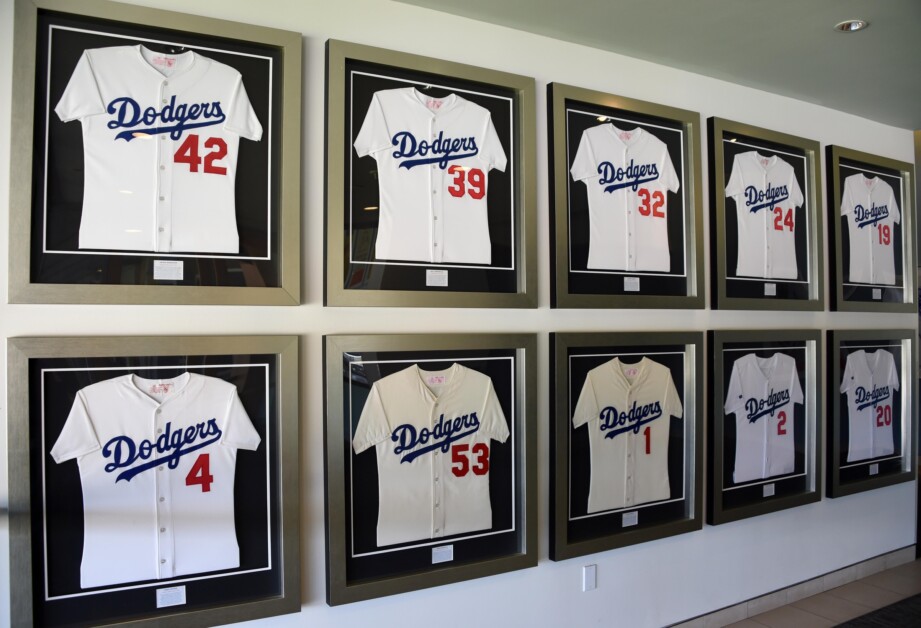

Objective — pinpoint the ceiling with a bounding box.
[397,0,921,130]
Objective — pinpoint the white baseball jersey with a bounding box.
[724,353,803,484]
[840,174,901,285]
[841,349,899,462]
[55,45,263,253]
[50,372,261,589]
[352,363,509,547]
[725,151,804,279]
[354,87,507,264]
[572,357,683,513]
[570,124,680,272]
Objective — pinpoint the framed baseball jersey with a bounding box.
[548,83,704,309]
[9,2,302,305]
[7,335,300,627]
[708,330,822,526]
[326,40,537,308]
[708,118,824,311]
[826,146,916,312]
[550,332,704,561]
[827,330,917,498]
[324,334,537,604]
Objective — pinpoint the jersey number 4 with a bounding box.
[451,443,489,477]
[185,453,214,492]
[174,135,228,175]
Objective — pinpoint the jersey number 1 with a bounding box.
[185,453,214,492]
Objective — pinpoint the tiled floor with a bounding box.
[726,558,921,627]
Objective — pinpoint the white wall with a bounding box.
[0,1,916,626]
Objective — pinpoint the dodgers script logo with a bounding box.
[855,385,891,411]
[102,420,222,482]
[598,159,659,193]
[744,184,789,213]
[391,131,479,170]
[744,389,790,423]
[598,401,663,439]
[106,96,226,142]
[391,412,480,463]
[854,203,890,228]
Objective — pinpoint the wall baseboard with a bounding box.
[671,546,917,628]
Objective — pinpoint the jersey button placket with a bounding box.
[431,403,445,537]
[154,405,175,578]
[156,80,173,252]
[430,117,445,263]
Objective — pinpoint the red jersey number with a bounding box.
[451,443,490,477]
[447,166,485,199]
[637,188,665,218]
[174,135,228,175]
[185,453,214,492]
[772,207,794,231]
[876,405,892,427]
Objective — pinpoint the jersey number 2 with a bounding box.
[447,166,485,199]
[451,443,489,477]
[185,453,214,492]
[777,411,787,435]
[174,135,228,175]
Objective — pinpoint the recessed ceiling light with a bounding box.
[834,19,869,33]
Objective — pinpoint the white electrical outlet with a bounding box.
[582,564,597,592]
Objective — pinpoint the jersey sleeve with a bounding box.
[54,50,107,123]
[887,351,901,391]
[724,155,743,199]
[840,178,854,217]
[480,114,508,173]
[888,185,901,224]
[789,358,805,405]
[50,391,102,463]
[353,92,392,158]
[840,352,856,394]
[223,75,263,142]
[663,371,683,419]
[723,360,744,415]
[221,388,261,451]
[572,373,599,428]
[352,383,391,453]
[790,170,804,208]
[478,380,510,443]
[570,129,598,183]
[661,149,680,194]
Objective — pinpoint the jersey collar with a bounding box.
[408,87,461,116]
